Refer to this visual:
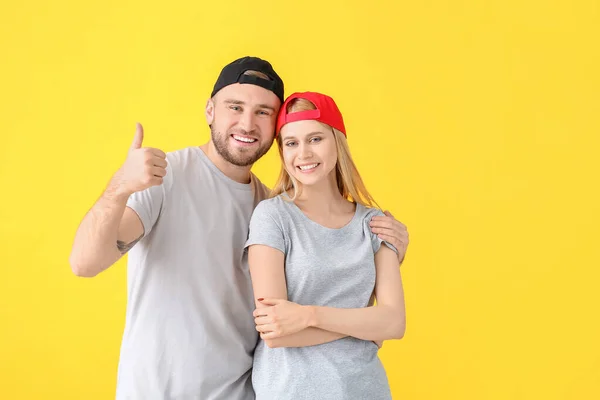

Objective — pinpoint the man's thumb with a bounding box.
[131,122,144,150]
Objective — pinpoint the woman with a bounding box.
[244,91,406,400]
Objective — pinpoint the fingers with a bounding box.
[377,233,402,248]
[150,148,167,159]
[254,316,271,325]
[128,123,166,160]
[260,331,281,340]
[255,324,276,334]
[370,223,409,244]
[253,307,271,318]
[379,233,407,264]
[370,216,406,230]
[130,123,144,150]
[384,210,394,218]
[142,150,167,168]
[369,227,400,238]
[152,157,168,168]
[151,166,167,178]
[129,122,167,160]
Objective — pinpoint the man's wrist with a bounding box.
[105,170,133,203]
[103,186,131,204]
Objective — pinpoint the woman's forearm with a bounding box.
[307,305,405,341]
[264,327,346,348]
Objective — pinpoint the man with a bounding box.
[69,56,409,399]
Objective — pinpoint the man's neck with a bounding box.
[199,142,252,184]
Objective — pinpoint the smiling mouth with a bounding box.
[232,134,258,143]
[297,163,320,171]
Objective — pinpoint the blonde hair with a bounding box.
[270,98,378,208]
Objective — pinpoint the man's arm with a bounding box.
[69,123,166,277]
[69,187,144,277]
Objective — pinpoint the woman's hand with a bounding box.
[253,298,313,339]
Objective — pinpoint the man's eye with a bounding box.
[230,106,241,111]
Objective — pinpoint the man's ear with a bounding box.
[205,98,215,125]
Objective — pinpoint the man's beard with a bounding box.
[211,125,272,167]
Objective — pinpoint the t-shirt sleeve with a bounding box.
[368,209,399,255]
[126,154,174,238]
[245,200,286,254]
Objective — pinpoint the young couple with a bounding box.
[70,56,408,399]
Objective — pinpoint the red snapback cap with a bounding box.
[276,92,346,137]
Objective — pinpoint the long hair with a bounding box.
[270,98,378,208]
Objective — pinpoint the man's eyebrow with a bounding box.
[257,104,276,112]
[223,100,275,112]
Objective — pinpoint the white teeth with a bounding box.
[298,163,319,171]
[233,135,256,143]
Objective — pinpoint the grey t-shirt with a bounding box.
[244,195,396,400]
[118,146,268,400]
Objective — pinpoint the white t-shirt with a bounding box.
[117,146,269,399]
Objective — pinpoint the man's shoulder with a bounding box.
[250,173,271,203]
[164,146,199,167]
[163,146,212,180]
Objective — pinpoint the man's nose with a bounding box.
[238,111,255,132]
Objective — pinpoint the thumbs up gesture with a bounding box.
[114,123,167,197]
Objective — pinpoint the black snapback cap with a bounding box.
[211,56,284,104]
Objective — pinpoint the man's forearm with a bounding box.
[69,178,132,277]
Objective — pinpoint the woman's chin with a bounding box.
[293,174,321,187]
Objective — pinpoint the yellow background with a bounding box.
[1,0,599,399]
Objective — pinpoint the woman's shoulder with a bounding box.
[252,194,293,219]
[355,202,385,222]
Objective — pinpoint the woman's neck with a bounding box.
[293,174,353,216]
